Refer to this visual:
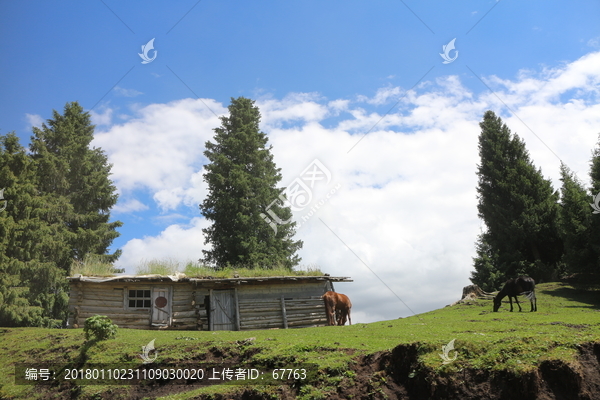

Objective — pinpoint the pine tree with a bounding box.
[470,232,502,292]
[472,111,563,288]
[200,97,302,269]
[0,133,67,326]
[29,102,122,271]
[588,135,600,272]
[558,163,595,273]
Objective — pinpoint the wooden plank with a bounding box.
[286,315,327,322]
[240,322,282,330]
[168,285,174,326]
[76,304,131,313]
[78,316,150,325]
[78,297,124,303]
[172,310,197,318]
[280,296,288,329]
[286,315,327,323]
[172,305,193,313]
[78,306,149,314]
[171,317,198,323]
[286,308,325,314]
[283,305,326,311]
[172,294,194,302]
[81,293,124,301]
[287,318,327,326]
[209,289,213,331]
[78,312,149,321]
[240,317,283,324]
[172,299,194,307]
[239,308,281,314]
[234,287,241,331]
[240,310,287,318]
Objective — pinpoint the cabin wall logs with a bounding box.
[68,281,329,331]
[68,282,210,330]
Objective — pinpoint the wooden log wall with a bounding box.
[237,281,329,301]
[68,283,151,329]
[238,297,327,330]
[171,286,209,330]
[69,282,209,330]
[68,280,330,331]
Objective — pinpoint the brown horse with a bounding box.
[322,291,352,326]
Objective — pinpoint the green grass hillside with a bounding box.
[1,281,599,399]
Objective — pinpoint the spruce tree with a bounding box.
[200,97,302,269]
[558,163,595,273]
[472,111,563,288]
[0,133,67,326]
[588,135,600,272]
[470,232,502,292]
[29,102,122,270]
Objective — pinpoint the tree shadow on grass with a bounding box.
[540,283,600,309]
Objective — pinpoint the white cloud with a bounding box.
[92,98,225,198]
[113,86,143,97]
[357,86,403,105]
[587,36,600,48]
[25,113,44,129]
[113,198,149,213]
[116,217,209,273]
[105,50,600,322]
[258,92,329,128]
[90,107,113,126]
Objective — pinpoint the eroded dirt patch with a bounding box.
[35,341,600,400]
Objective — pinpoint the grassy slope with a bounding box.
[0,281,598,399]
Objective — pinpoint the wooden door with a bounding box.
[151,287,171,327]
[211,290,236,330]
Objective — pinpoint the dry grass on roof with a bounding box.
[69,254,121,277]
[72,257,325,278]
[136,259,325,278]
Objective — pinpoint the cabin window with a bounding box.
[128,289,151,308]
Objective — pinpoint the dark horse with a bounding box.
[493,276,537,312]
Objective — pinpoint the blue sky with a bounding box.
[1,1,600,323]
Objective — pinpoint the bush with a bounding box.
[83,315,117,341]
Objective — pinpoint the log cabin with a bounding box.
[67,274,352,331]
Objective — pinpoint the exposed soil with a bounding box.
[34,341,600,399]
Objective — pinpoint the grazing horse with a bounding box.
[322,291,352,326]
[493,276,537,312]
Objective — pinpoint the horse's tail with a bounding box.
[523,290,536,300]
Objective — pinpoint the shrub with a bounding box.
[84,315,117,341]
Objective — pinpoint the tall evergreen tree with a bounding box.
[588,134,600,272]
[470,232,502,292]
[472,111,563,289]
[0,133,68,326]
[558,162,595,273]
[200,97,302,269]
[29,102,122,271]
